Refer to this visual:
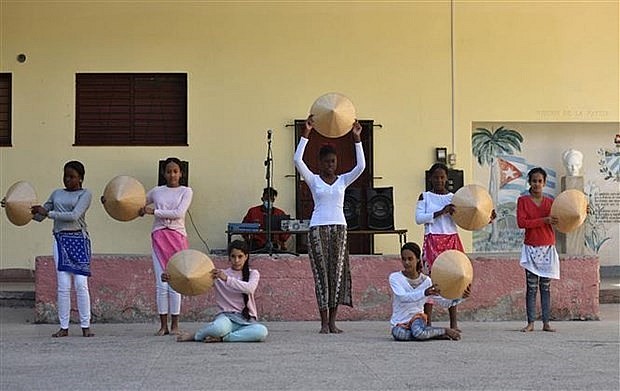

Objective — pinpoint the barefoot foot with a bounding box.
[155,327,170,336]
[52,328,68,338]
[542,323,556,332]
[521,323,535,332]
[445,328,461,340]
[82,327,95,337]
[329,324,343,334]
[170,327,181,335]
[176,331,195,342]
[319,325,330,334]
[203,336,223,343]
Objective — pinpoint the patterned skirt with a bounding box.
[307,225,352,310]
[519,244,560,280]
[422,233,464,274]
[54,230,92,277]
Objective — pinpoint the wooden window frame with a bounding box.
[0,73,12,147]
[75,73,188,146]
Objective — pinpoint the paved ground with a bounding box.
[1,305,619,391]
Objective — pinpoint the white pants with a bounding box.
[152,250,181,315]
[53,238,91,328]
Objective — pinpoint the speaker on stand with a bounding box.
[343,187,362,230]
[366,187,394,230]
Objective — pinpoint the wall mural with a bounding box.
[472,127,556,251]
[584,135,620,253]
[472,125,619,262]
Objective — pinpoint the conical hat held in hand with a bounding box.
[3,181,37,226]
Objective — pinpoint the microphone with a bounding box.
[267,129,272,140]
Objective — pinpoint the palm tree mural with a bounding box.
[471,126,523,242]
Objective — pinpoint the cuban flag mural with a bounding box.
[497,155,557,204]
[473,155,558,252]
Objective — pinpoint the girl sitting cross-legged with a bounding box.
[173,240,268,343]
[389,242,470,342]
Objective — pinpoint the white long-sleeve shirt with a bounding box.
[389,271,459,326]
[293,137,366,227]
[415,191,458,235]
[146,185,193,236]
[42,188,92,233]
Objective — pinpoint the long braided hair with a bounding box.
[228,240,251,319]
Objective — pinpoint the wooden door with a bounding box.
[294,120,374,254]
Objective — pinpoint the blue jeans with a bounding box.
[391,317,446,341]
[525,269,551,323]
[194,313,268,342]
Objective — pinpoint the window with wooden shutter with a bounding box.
[0,73,11,147]
[75,73,187,146]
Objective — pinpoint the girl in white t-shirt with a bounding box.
[415,163,464,330]
[389,242,465,341]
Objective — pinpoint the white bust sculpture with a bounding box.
[562,149,583,177]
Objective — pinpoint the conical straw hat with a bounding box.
[309,93,357,138]
[551,189,588,234]
[3,181,37,226]
[451,184,494,231]
[431,250,473,300]
[101,176,146,222]
[166,249,215,296]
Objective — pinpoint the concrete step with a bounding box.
[599,289,620,304]
[0,291,34,307]
[600,277,620,304]
[0,281,35,308]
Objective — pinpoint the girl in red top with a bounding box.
[516,167,559,333]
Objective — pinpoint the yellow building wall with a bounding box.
[0,1,618,269]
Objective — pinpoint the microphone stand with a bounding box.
[252,129,298,256]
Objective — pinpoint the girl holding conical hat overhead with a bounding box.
[415,163,496,331]
[174,240,268,343]
[389,242,468,341]
[139,157,193,336]
[294,115,365,334]
[517,167,559,333]
[31,161,95,338]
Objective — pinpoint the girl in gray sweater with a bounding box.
[32,161,94,338]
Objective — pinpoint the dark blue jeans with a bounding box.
[525,269,551,323]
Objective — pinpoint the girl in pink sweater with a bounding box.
[140,157,193,336]
[175,240,268,343]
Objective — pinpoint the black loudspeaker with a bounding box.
[425,169,463,193]
[367,187,394,230]
[343,187,362,230]
[158,160,190,186]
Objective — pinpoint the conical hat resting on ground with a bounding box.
[451,184,494,231]
[166,249,215,296]
[3,181,37,226]
[551,189,588,234]
[431,250,473,300]
[101,175,146,222]
[309,92,357,138]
